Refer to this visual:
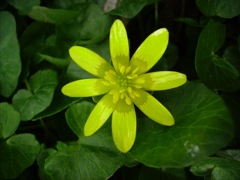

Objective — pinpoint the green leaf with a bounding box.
[12,69,58,121]
[195,20,240,91]
[65,101,117,149]
[0,11,21,97]
[152,43,179,71]
[190,157,240,179]
[44,143,123,180]
[28,6,79,24]
[129,81,233,167]
[65,101,92,138]
[0,133,40,179]
[56,3,113,45]
[33,88,79,120]
[196,0,240,18]
[223,45,240,72]
[110,0,147,18]
[19,21,51,80]
[0,103,20,139]
[7,0,40,15]
[37,146,57,180]
[217,149,240,162]
[37,53,69,68]
[175,18,199,27]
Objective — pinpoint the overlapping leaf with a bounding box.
[44,143,123,180]
[56,3,113,46]
[110,0,159,18]
[28,6,79,24]
[128,81,233,167]
[195,20,240,91]
[196,0,240,18]
[0,11,21,97]
[7,0,40,15]
[190,157,240,179]
[0,102,20,139]
[0,134,40,179]
[12,69,58,120]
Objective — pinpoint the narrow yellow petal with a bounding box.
[112,99,136,153]
[131,89,174,126]
[130,28,169,74]
[136,71,187,91]
[110,19,129,71]
[69,46,114,78]
[84,93,117,136]
[61,79,112,97]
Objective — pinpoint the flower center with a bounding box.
[103,64,145,105]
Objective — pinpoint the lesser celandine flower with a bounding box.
[62,19,187,153]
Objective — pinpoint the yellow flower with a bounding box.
[62,19,187,153]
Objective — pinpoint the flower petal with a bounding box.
[69,46,114,78]
[131,89,174,126]
[130,28,169,74]
[62,79,112,97]
[110,19,129,71]
[112,99,136,153]
[84,93,117,136]
[136,71,187,91]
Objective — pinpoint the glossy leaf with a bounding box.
[28,6,79,24]
[33,89,79,120]
[38,53,69,68]
[196,0,240,18]
[65,101,117,149]
[190,157,240,179]
[7,0,40,14]
[12,69,58,121]
[0,102,20,139]
[66,101,94,139]
[44,143,123,180]
[0,134,40,179]
[195,20,240,91]
[19,21,49,81]
[37,146,57,180]
[110,0,147,18]
[57,3,112,45]
[129,82,233,167]
[0,11,21,97]
[217,149,240,162]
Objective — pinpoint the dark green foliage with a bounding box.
[0,0,239,179]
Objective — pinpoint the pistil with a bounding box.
[103,65,145,105]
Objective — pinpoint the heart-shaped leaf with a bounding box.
[0,134,40,179]
[44,142,123,180]
[12,69,58,120]
[129,81,233,167]
[0,102,20,139]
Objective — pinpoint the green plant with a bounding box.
[0,0,240,179]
